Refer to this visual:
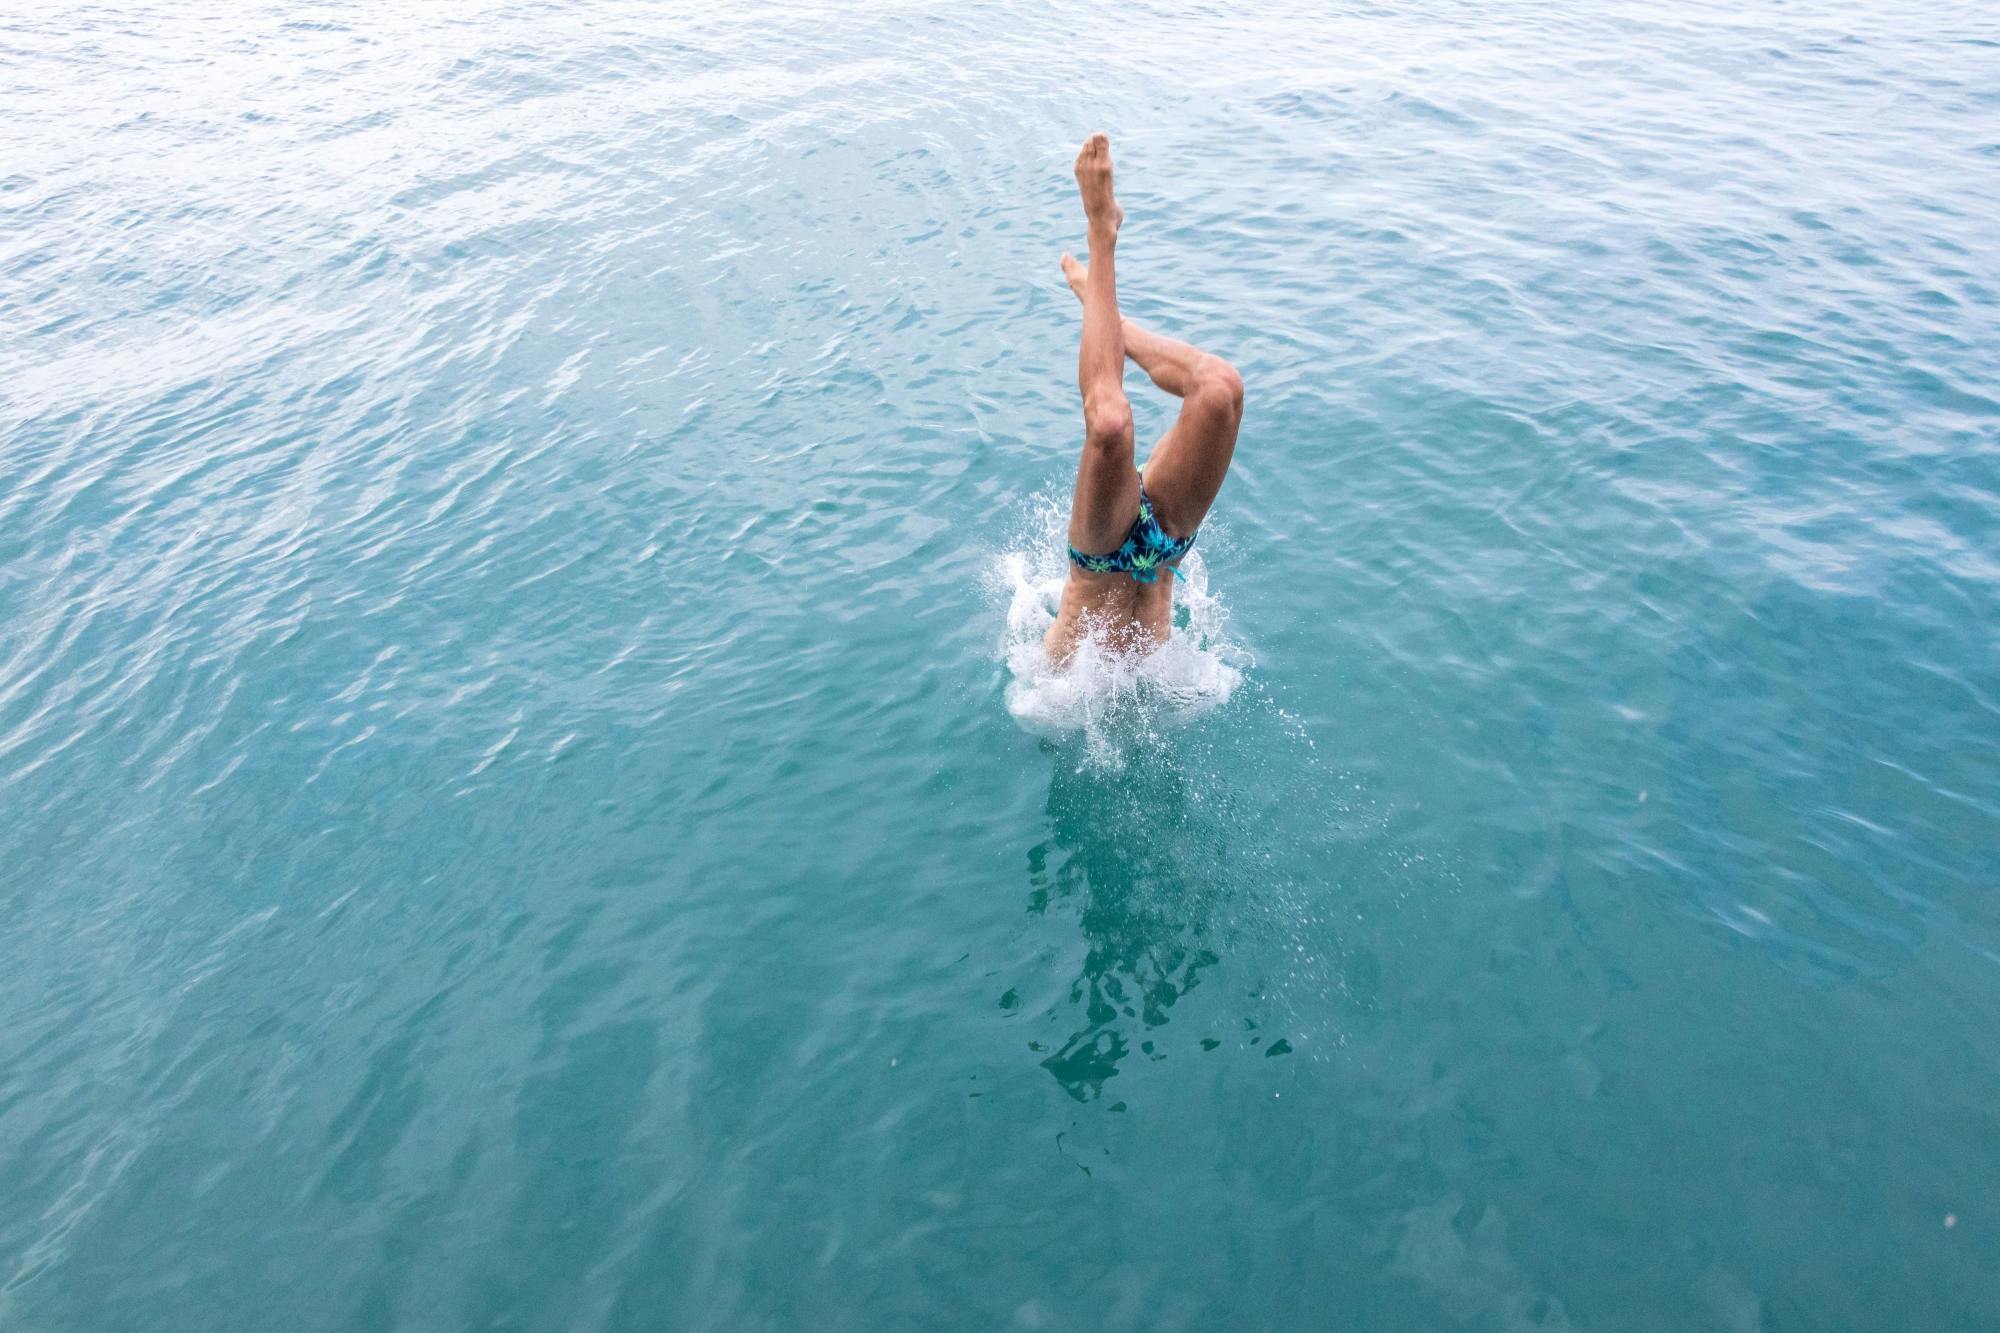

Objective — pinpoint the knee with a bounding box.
[1084,394,1135,455]
[1193,357,1244,419]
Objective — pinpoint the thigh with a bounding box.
[1065,431,1142,554]
[1138,394,1240,538]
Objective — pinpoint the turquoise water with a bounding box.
[4,0,1998,1326]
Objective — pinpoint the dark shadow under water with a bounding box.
[1026,732,1241,1101]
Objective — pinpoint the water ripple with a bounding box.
[3,0,1998,1328]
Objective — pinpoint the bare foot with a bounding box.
[1073,133,1122,240]
[1060,252,1089,302]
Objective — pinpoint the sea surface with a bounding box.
[4,1,1998,1327]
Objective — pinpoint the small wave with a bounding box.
[991,492,1251,757]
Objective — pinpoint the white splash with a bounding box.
[992,493,1251,747]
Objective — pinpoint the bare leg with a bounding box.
[1061,257,1244,537]
[1061,134,1139,557]
[1062,258,1212,397]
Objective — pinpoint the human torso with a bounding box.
[1043,566,1175,661]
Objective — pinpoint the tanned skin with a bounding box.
[1045,134,1245,662]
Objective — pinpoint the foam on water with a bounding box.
[993,492,1251,752]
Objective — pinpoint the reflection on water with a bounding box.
[1024,734,1237,1101]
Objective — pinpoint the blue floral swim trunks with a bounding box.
[1066,471,1197,584]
